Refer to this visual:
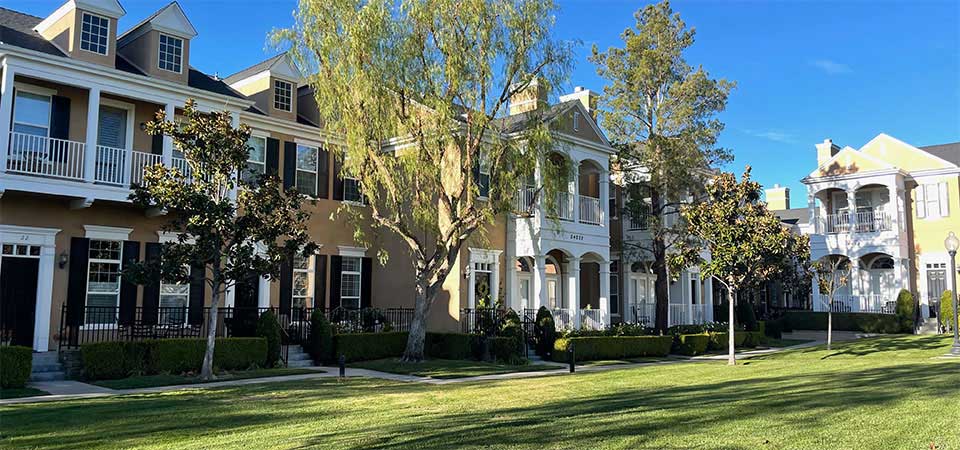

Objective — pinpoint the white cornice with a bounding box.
[240,111,343,145]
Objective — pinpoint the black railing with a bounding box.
[460,308,509,335]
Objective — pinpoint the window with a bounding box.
[11,91,51,155]
[158,34,183,73]
[476,151,491,198]
[296,144,318,197]
[159,277,189,326]
[80,13,109,55]
[610,260,619,315]
[293,254,314,309]
[342,152,363,203]
[573,111,581,131]
[917,183,949,219]
[274,80,293,112]
[85,240,122,325]
[340,256,362,309]
[242,136,267,184]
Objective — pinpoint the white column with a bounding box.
[33,246,56,352]
[847,189,858,231]
[161,103,175,166]
[258,276,271,308]
[533,255,546,310]
[600,178,610,229]
[491,257,500,309]
[505,223,517,310]
[225,285,236,308]
[467,262,476,309]
[571,165,580,223]
[0,65,15,173]
[849,259,862,312]
[704,276,714,322]
[599,261,610,327]
[567,257,580,328]
[83,87,101,183]
[228,111,240,201]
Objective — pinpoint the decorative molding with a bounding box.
[84,224,133,241]
[469,248,503,264]
[337,246,367,258]
[0,225,60,247]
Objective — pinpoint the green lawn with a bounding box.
[92,368,321,390]
[0,387,49,400]
[1,335,957,449]
[762,337,814,348]
[351,358,560,379]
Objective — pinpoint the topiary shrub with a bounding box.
[1,346,33,388]
[941,290,956,332]
[309,309,334,363]
[256,310,283,367]
[764,319,783,339]
[741,331,760,348]
[673,333,710,356]
[895,289,915,333]
[534,306,557,357]
[334,332,408,362]
[496,310,526,363]
[781,311,903,334]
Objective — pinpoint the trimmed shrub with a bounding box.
[334,332,408,362]
[81,341,147,380]
[942,290,956,332]
[734,331,747,347]
[708,332,729,351]
[256,310,282,367]
[425,332,476,360]
[741,331,760,348]
[736,301,758,331]
[782,311,902,334]
[534,306,557,357]
[490,336,525,365]
[895,290,915,333]
[763,319,783,339]
[552,336,672,362]
[309,309,334,363]
[673,333,710,356]
[82,338,267,381]
[1,346,33,388]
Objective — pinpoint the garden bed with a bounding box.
[0,387,50,400]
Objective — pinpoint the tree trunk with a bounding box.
[201,282,220,381]
[827,298,833,351]
[727,286,736,366]
[402,280,432,362]
[650,188,669,332]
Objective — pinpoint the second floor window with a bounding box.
[243,136,266,184]
[80,13,109,55]
[293,254,314,309]
[475,151,491,198]
[158,34,183,73]
[274,80,293,112]
[917,182,950,219]
[341,256,362,309]
[296,144,318,197]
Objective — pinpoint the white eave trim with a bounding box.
[84,225,133,241]
[801,167,906,184]
[337,246,367,258]
[240,111,343,145]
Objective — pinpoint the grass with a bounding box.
[350,358,560,379]
[762,338,814,348]
[91,368,321,390]
[0,387,49,399]
[1,334,957,449]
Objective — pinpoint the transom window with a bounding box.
[242,136,267,184]
[296,144,318,197]
[341,256,362,309]
[86,240,122,325]
[274,80,293,112]
[158,34,183,73]
[80,13,109,55]
[1,244,41,257]
[293,254,314,309]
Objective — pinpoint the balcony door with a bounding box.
[97,105,128,150]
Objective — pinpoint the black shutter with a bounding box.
[50,95,70,140]
[332,152,344,201]
[317,146,330,199]
[151,133,163,155]
[279,255,293,313]
[329,255,342,309]
[283,141,297,189]
[118,241,141,325]
[266,137,280,176]
[141,243,162,325]
[66,237,90,328]
[361,257,372,309]
[188,262,205,325]
[314,254,327,309]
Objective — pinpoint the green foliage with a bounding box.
[673,334,710,356]
[309,310,334,363]
[736,301,758,331]
[741,331,761,348]
[894,290,915,333]
[942,290,956,332]
[256,310,283,367]
[782,311,903,334]
[552,336,673,362]
[334,332,409,363]
[534,306,557,357]
[708,332,728,351]
[81,338,267,381]
[490,337,526,365]
[763,320,783,339]
[0,346,32,388]
[425,333,477,360]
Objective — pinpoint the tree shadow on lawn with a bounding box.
[753,335,954,361]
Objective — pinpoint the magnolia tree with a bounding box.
[814,256,850,351]
[674,167,809,365]
[127,100,316,380]
[275,0,572,361]
[590,0,734,332]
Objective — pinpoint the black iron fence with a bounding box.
[460,308,510,335]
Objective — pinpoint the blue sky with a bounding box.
[12,0,960,205]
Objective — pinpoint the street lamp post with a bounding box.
[942,232,960,356]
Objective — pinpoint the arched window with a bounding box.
[870,256,894,270]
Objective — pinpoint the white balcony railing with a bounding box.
[667,303,710,327]
[130,151,163,186]
[624,302,656,326]
[94,145,128,185]
[551,308,572,330]
[514,186,537,215]
[626,210,648,231]
[579,195,602,225]
[820,208,891,234]
[580,308,603,329]
[172,156,194,183]
[814,294,895,314]
[547,191,575,221]
[6,132,85,180]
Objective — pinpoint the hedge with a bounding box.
[1,346,33,388]
[708,332,729,351]
[552,336,672,362]
[942,290,956,332]
[673,333,710,356]
[534,306,557,357]
[425,332,476,360]
[309,309,334,363]
[334,332,408,362]
[256,310,282,368]
[81,338,267,381]
[782,311,902,334]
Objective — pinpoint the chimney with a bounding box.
[815,138,840,167]
[509,78,549,115]
[559,86,599,117]
[765,183,790,210]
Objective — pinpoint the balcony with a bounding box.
[819,208,891,234]
[516,187,605,226]
[579,195,602,225]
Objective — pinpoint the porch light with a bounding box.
[943,232,960,356]
[945,232,959,253]
[58,251,69,269]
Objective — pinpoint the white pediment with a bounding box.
[76,0,125,18]
[149,2,198,38]
[270,54,303,82]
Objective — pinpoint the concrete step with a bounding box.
[31,363,64,373]
[286,359,314,368]
[918,318,941,335]
[31,352,60,364]
[29,371,66,382]
[287,352,311,361]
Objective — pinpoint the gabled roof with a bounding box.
[808,145,895,178]
[224,52,302,87]
[493,100,611,149]
[920,141,960,166]
[859,133,956,172]
[224,54,285,85]
[0,7,64,57]
[117,2,197,44]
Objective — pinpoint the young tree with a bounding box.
[673,167,805,365]
[591,1,734,332]
[275,0,572,361]
[128,100,316,380]
[813,256,850,351]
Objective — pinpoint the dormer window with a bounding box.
[274,80,293,112]
[158,34,183,73]
[80,12,110,55]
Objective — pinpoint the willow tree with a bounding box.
[275,0,572,361]
[590,0,734,332]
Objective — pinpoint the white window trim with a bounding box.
[84,225,133,241]
[79,12,110,56]
[340,255,362,309]
[337,246,367,258]
[83,239,124,328]
[573,111,581,131]
[14,82,57,97]
[274,79,293,112]
[293,254,315,309]
[159,272,190,326]
[157,33,184,74]
[245,135,267,181]
[477,150,491,199]
[295,143,319,198]
[12,88,53,136]
[98,98,136,151]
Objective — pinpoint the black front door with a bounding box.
[1,257,40,348]
[230,273,261,337]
